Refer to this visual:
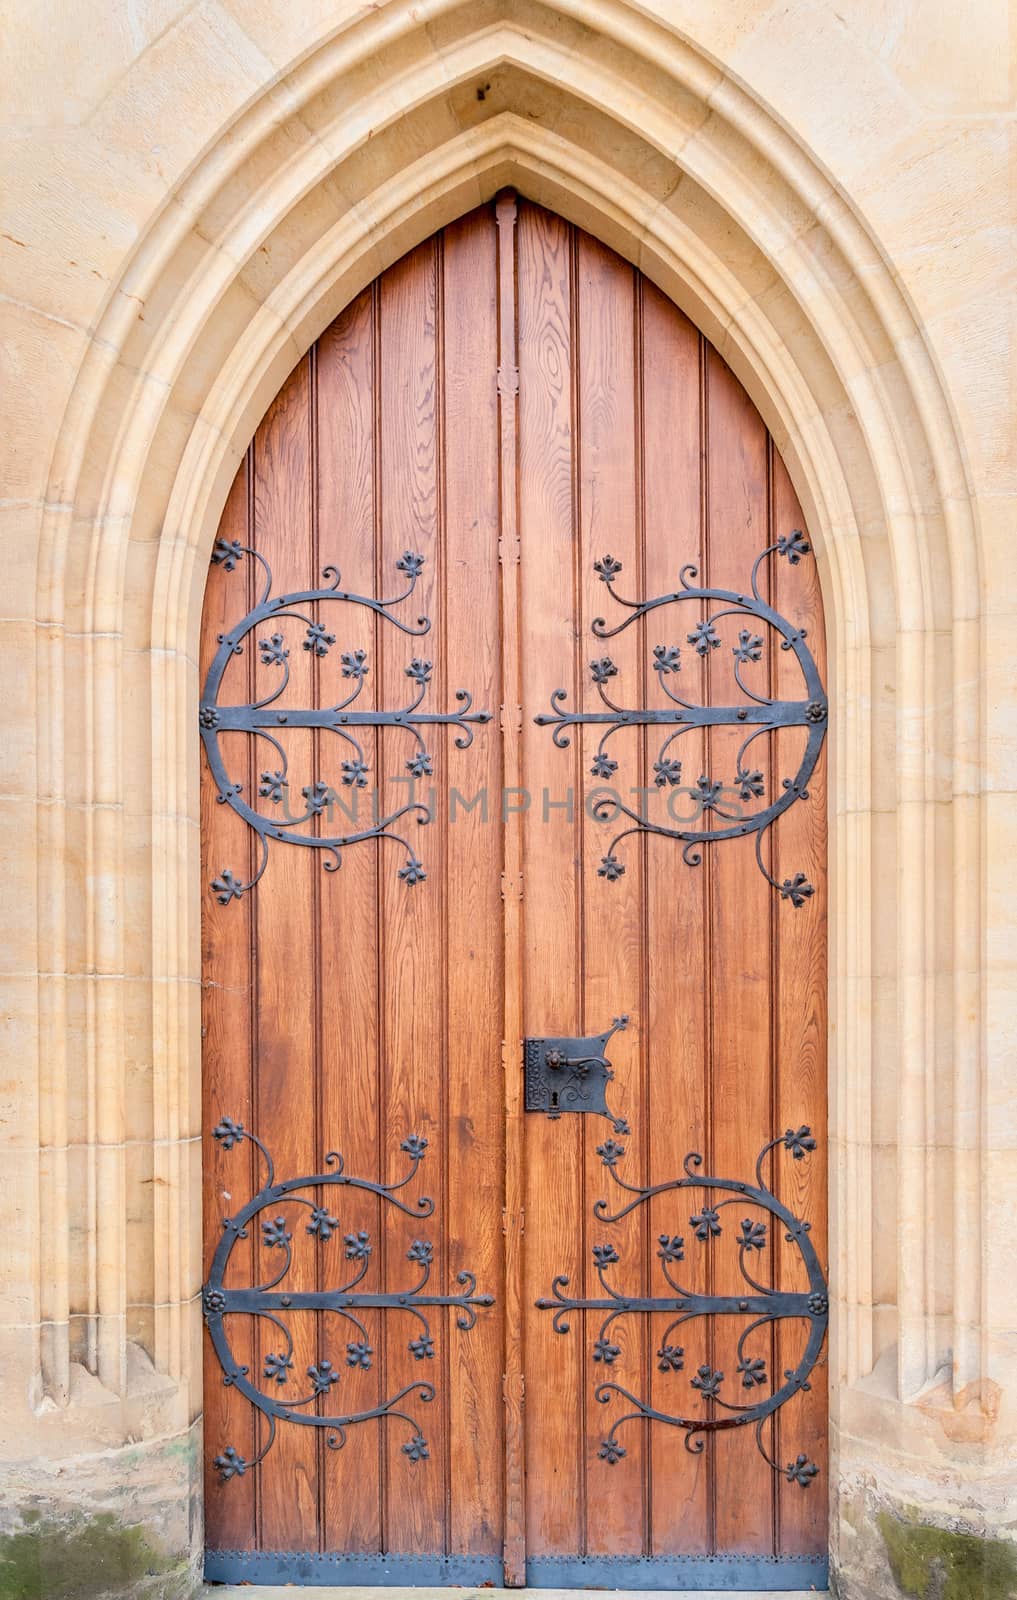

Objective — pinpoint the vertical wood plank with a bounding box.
[377,239,446,1553]
[575,232,644,1556]
[251,357,320,1552]
[492,191,527,1586]
[201,461,257,1555]
[315,290,384,1553]
[442,207,505,1563]
[639,291,712,1556]
[518,200,583,1558]
[771,450,829,1557]
[705,348,777,1556]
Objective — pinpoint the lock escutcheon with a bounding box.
[523,1015,630,1132]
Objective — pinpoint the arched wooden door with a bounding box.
[200,195,828,1590]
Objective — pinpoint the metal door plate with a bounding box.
[524,1015,629,1131]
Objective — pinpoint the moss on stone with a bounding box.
[0,1511,173,1600]
[878,1510,1017,1600]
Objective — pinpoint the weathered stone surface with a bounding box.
[0,1422,200,1599]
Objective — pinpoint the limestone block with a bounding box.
[985,791,1017,973]
[0,300,88,504]
[0,799,39,977]
[0,133,156,331]
[0,977,41,1151]
[881,0,1011,110]
[0,0,192,126]
[218,0,393,78]
[82,4,279,192]
[0,504,49,629]
[0,1147,40,1328]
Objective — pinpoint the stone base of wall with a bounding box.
[833,1377,1017,1600]
[836,1490,1017,1600]
[0,1421,200,1600]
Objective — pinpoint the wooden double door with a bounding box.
[200,195,828,1590]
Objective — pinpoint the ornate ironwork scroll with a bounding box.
[534,532,827,904]
[524,1015,630,1131]
[537,1125,828,1487]
[200,541,491,902]
[203,1119,493,1479]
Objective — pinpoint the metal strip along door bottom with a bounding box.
[204,1549,829,1588]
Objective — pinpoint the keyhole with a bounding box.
[550,1090,559,1109]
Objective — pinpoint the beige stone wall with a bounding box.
[0,1,1013,1594]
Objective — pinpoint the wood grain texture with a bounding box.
[771,448,828,1559]
[640,281,711,1556]
[201,460,257,1554]
[376,236,446,1556]
[518,202,583,1557]
[316,290,384,1553]
[200,198,827,1573]
[705,351,778,1555]
[442,210,504,1560]
[250,357,319,1551]
[494,189,527,1588]
[575,232,644,1556]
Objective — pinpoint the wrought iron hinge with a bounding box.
[199,543,491,903]
[201,1119,494,1481]
[534,534,827,905]
[536,1121,828,1490]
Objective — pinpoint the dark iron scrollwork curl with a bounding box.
[536,1124,827,1487]
[201,542,491,902]
[203,1119,493,1480]
[534,533,827,904]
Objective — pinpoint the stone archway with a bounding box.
[17,4,997,1595]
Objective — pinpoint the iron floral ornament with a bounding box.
[537,1124,828,1487]
[203,1119,493,1479]
[535,532,827,905]
[200,541,491,902]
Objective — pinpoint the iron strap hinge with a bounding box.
[201,1121,494,1483]
[533,535,828,906]
[534,1114,829,1492]
[198,543,492,904]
